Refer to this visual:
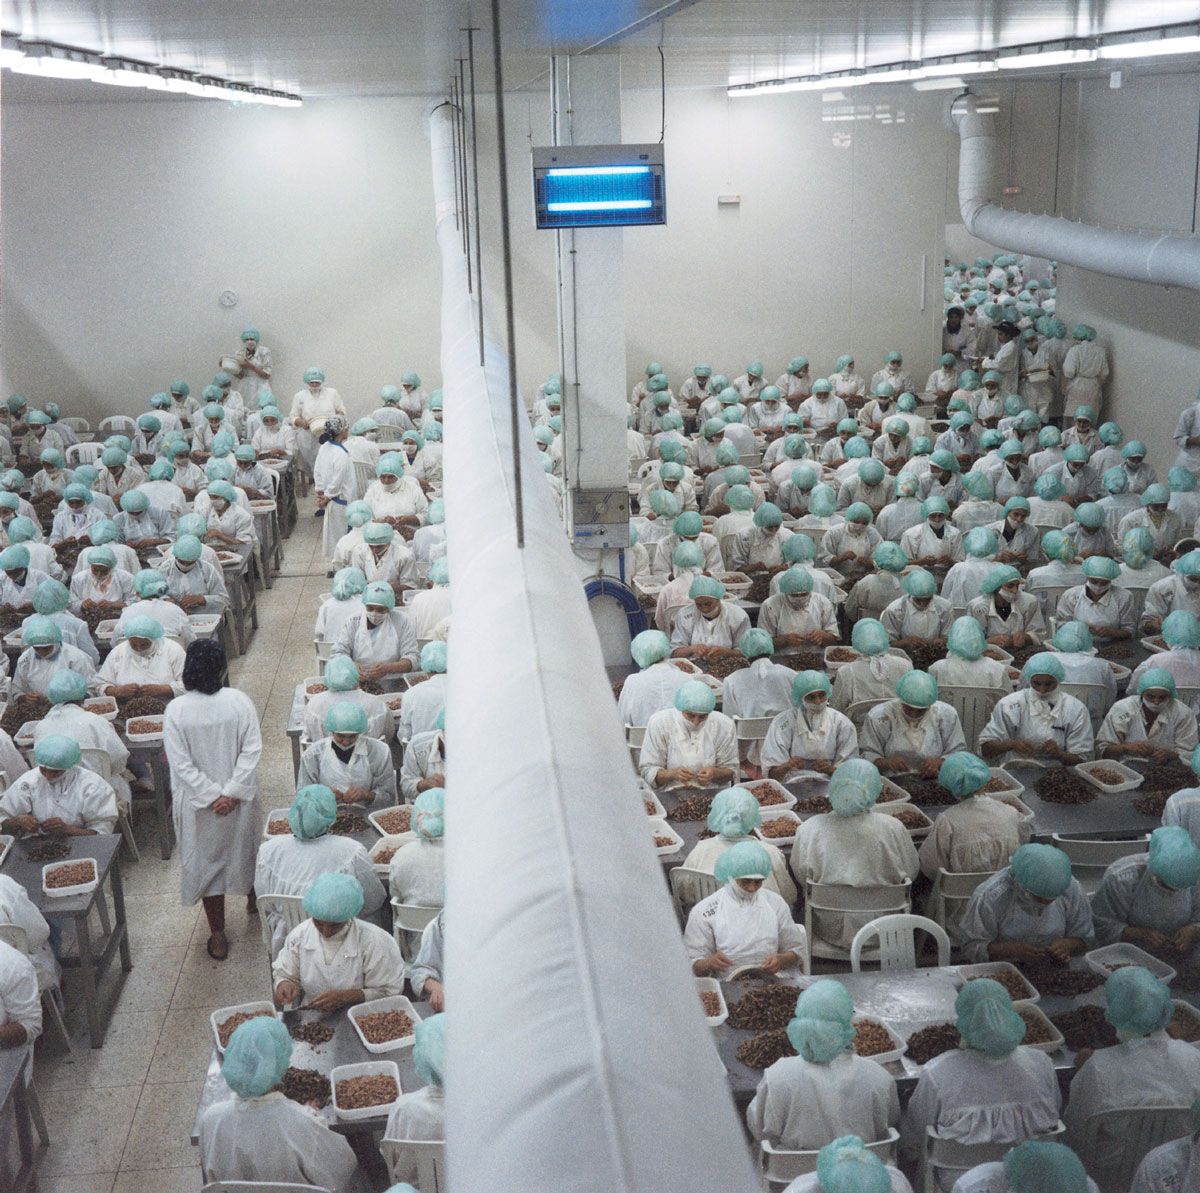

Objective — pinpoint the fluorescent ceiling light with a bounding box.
[10,43,103,79]
[920,56,997,77]
[546,166,649,177]
[1100,26,1200,59]
[996,42,1097,69]
[546,200,652,212]
[912,76,967,90]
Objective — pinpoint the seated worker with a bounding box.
[1130,609,1200,693]
[617,629,693,728]
[1142,548,1200,635]
[965,565,1047,650]
[116,569,195,647]
[0,544,51,611]
[383,1014,446,1187]
[350,521,420,593]
[27,578,99,663]
[669,575,751,660]
[113,490,173,551]
[0,734,117,837]
[858,671,967,778]
[272,873,405,1011]
[396,642,447,742]
[1096,668,1198,766]
[1041,621,1117,712]
[900,497,965,579]
[818,501,881,581]
[330,580,419,686]
[1090,826,1200,952]
[762,671,858,781]
[97,614,185,700]
[880,568,953,650]
[161,534,230,617]
[746,979,900,1151]
[952,1141,1098,1193]
[1129,1095,1200,1193]
[298,703,396,807]
[1055,555,1135,645]
[721,628,797,723]
[684,841,805,979]
[757,568,839,651]
[844,542,909,624]
[67,544,135,615]
[958,843,1093,964]
[927,616,1016,693]
[10,616,97,698]
[831,618,913,713]
[941,527,1002,615]
[784,1135,913,1193]
[35,670,126,801]
[387,788,446,907]
[978,653,1093,768]
[725,502,794,573]
[409,908,445,1010]
[638,681,737,790]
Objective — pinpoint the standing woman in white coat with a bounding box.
[166,639,262,961]
[313,416,356,559]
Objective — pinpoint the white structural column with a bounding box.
[554,55,631,552]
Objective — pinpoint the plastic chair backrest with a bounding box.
[925,1121,1065,1193]
[202,1183,332,1193]
[79,748,113,782]
[1078,1107,1193,1193]
[845,698,890,732]
[1030,582,1073,621]
[99,415,138,438]
[391,898,440,961]
[928,868,999,934]
[733,715,774,743]
[1051,833,1149,895]
[376,426,404,443]
[256,893,306,960]
[805,880,912,960]
[379,1139,446,1193]
[1059,681,1109,733]
[1177,686,1200,715]
[761,1129,899,1187]
[624,724,647,747]
[0,922,29,954]
[65,442,103,467]
[61,417,91,433]
[353,460,375,499]
[934,685,1001,753]
[850,913,951,972]
[669,866,721,922]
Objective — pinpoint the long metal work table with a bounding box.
[0,1048,45,1192]
[1,833,132,1047]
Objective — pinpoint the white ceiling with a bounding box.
[4,0,1200,103]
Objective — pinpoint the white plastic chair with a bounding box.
[353,459,375,499]
[391,898,439,962]
[927,868,999,938]
[256,893,306,978]
[761,1128,899,1187]
[924,1121,1065,1193]
[1059,681,1110,733]
[1029,583,1074,622]
[1177,685,1200,715]
[203,1183,331,1193]
[1051,833,1150,896]
[844,698,890,733]
[804,880,912,963]
[0,921,71,1053]
[379,1139,446,1192]
[934,685,1002,753]
[1076,1106,1194,1193]
[669,866,721,924]
[733,715,774,745]
[65,441,103,467]
[98,415,138,440]
[60,417,90,435]
[850,913,951,972]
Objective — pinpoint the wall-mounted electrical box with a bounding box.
[570,488,630,549]
[532,143,666,229]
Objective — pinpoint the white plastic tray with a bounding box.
[852,1014,907,1065]
[210,1002,281,1055]
[1015,1003,1065,1054]
[1074,760,1144,794]
[876,776,912,806]
[42,857,99,898]
[754,808,803,848]
[124,715,164,743]
[82,697,118,721]
[95,618,119,642]
[347,995,423,1054]
[745,777,798,813]
[873,802,933,837]
[369,806,413,837]
[824,645,860,673]
[984,767,1023,799]
[643,792,667,818]
[956,961,1040,1005]
[648,817,684,856]
[13,721,36,749]
[1085,942,1177,985]
[367,833,414,875]
[696,977,728,1028]
[981,645,1015,665]
[716,572,752,598]
[263,808,293,838]
[632,573,669,599]
[1170,999,1200,1048]
[301,676,327,702]
[330,1059,403,1120]
[1140,636,1168,655]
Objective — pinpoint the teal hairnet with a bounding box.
[86,545,116,571]
[956,977,1026,1055]
[930,449,960,474]
[778,568,814,595]
[829,758,882,816]
[427,499,446,526]
[170,379,190,396]
[688,575,725,600]
[674,681,716,714]
[835,355,853,372]
[134,569,168,599]
[885,418,909,437]
[791,464,819,492]
[897,394,918,413]
[5,518,35,546]
[792,671,832,705]
[857,459,886,486]
[1005,497,1031,517]
[938,751,992,798]
[726,485,755,512]
[1122,527,1155,568]
[46,669,88,705]
[672,541,704,571]
[1011,843,1073,899]
[413,788,445,841]
[101,447,127,469]
[34,735,81,770]
[169,534,202,564]
[22,616,61,647]
[1142,483,1170,507]
[962,471,994,500]
[950,412,974,433]
[739,628,774,660]
[413,1012,446,1088]
[946,616,985,661]
[714,840,771,882]
[39,449,65,470]
[1122,440,1148,460]
[631,629,671,670]
[1164,610,1200,649]
[873,542,907,572]
[1064,444,1089,463]
[836,419,859,437]
[376,452,407,478]
[1040,530,1075,563]
[420,641,448,674]
[812,379,833,395]
[324,702,368,735]
[33,580,69,616]
[363,581,396,610]
[897,670,938,709]
[288,784,338,839]
[721,407,743,425]
[63,483,91,505]
[1104,964,1173,1037]
[1039,425,1062,449]
[0,545,28,571]
[1178,550,1200,577]
[1147,825,1200,889]
[782,535,817,563]
[363,522,395,546]
[302,872,364,922]
[1052,621,1093,653]
[706,786,761,840]
[903,568,937,598]
[816,1137,891,1193]
[0,493,20,514]
[787,979,856,1064]
[124,615,163,641]
[1003,1142,1089,1193]
[873,381,896,399]
[753,502,783,528]
[221,1016,291,1099]
[845,501,873,524]
[649,490,682,519]
[323,657,360,692]
[345,501,374,529]
[964,527,999,558]
[1023,653,1065,684]
[760,385,782,404]
[207,480,236,504]
[673,511,703,539]
[809,486,837,517]
[206,459,234,483]
[148,461,173,481]
[850,619,889,656]
[1082,555,1119,580]
[982,564,1021,594]
[660,462,686,484]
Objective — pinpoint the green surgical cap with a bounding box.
[0,545,28,571]
[288,785,338,839]
[792,670,831,704]
[124,615,163,641]
[753,502,783,528]
[173,535,204,563]
[872,542,907,572]
[1164,610,1200,649]
[903,568,937,598]
[845,501,873,523]
[1034,473,1065,501]
[1177,550,1200,577]
[421,641,448,674]
[323,657,360,692]
[46,669,88,705]
[897,670,938,708]
[33,580,69,615]
[706,786,761,840]
[674,680,715,714]
[1003,1142,1088,1193]
[850,618,888,656]
[1147,825,1200,889]
[672,541,704,571]
[1052,621,1093,653]
[714,839,771,881]
[858,460,886,486]
[947,615,986,660]
[809,486,837,517]
[938,751,991,798]
[829,758,881,816]
[363,522,395,546]
[22,616,61,647]
[982,564,1021,594]
[963,471,994,500]
[1169,466,1197,493]
[364,581,396,610]
[1104,964,1173,1037]
[1011,843,1072,898]
[303,872,364,922]
[964,527,999,558]
[787,979,856,1063]
[34,734,80,770]
[413,1012,446,1088]
[133,569,168,598]
[1142,483,1170,507]
[688,575,725,600]
[778,568,814,595]
[631,629,671,668]
[956,978,1025,1056]
[739,628,773,660]
[222,1016,291,1099]
[725,484,753,512]
[844,438,869,460]
[1040,530,1075,563]
[1023,652,1065,684]
[324,701,367,735]
[816,1137,891,1193]
[413,788,445,841]
[782,535,816,562]
[1081,554,1119,579]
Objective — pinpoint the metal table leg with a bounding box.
[74,913,102,1048]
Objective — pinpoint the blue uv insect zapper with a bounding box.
[532,143,666,229]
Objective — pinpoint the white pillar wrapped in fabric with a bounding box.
[427,102,758,1192]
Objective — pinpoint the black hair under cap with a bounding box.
[182,638,226,694]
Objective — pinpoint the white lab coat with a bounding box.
[964,593,1047,643]
[0,766,117,834]
[34,703,127,784]
[349,540,420,588]
[1065,1036,1200,1178]
[876,497,928,542]
[313,440,355,555]
[682,834,796,904]
[790,811,919,948]
[165,688,262,905]
[785,1169,911,1193]
[858,700,967,766]
[399,731,445,802]
[683,881,804,976]
[388,837,445,906]
[726,526,794,572]
[0,940,41,1051]
[901,522,966,567]
[618,661,694,728]
[331,610,420,670]
[314,595,365,646]
[638,708,737,788]
[797,394,848,431]
[831,655,914,713]
[761,706,858,770]
[1174,403,1200,471]
[758,592,838,640]
[198,1092,358,1192]
[928,655,1015,694]
[977,688,1094,766]
[819,523,883,568]
[298,736,397,804]
[304,687,392,745]
[67,565,135,614]
[1055,584,1135,640]
[721,658,797,721]
[881,595,954,642]
[254,834,386,955]
[1131,648,1200,693]
[940,560,1000,613]
[767,565,839,603]
[957,868,1094,962]
[10,642,97,698]
[902,1047,1062,1192]
[951,1164,1099,1193]
[0,875,57,990]
[1090,852,1200,946]
[362,477,429,521]
[1062,341,1110,417]
[918,796,1029,880]
[288,386,346,469]
[115,599,194,646]
[1118,507,1183,555]
[409,909,444,997]
[1096,693,1197,763]
[1131,1133,1200,1193]
[383,1086,445,1185]
[272,917,405,999]
[396,672,447,742]
[652,532,723,576]
[98,637,185,696]
[670,602,752,650]
[746,1049,900,1149]
[160,557,230,616]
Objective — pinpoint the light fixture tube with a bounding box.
[1099,25,1200,59]
[996,41,1097,69]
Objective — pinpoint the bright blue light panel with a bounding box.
[535,163,665,228]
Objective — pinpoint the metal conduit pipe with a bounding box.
[950,91,1200,290]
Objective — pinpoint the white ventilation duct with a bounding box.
[950,91,1200,290]
[425,102,758,1193]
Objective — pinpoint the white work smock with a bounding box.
[304,687,393,745]
[1096,693,1197,763]
[67,565,134,614]
[161,557,229,616]
[362,477,429,521]
[409,909,444,997]
[1090,852,1200,946]
[0,940,41,1051]
[298,735,396,803]
[406,588,451,643]
[976,688,1094,766]
[0,875,57,990]
[1130,1133,1200,1193]
[399,730,445,802]
[758,592,837,640]
[331,610,420,670]
[638,708,737,788]
[388,837,445,906]
[831,655,914,713]
[396,672,447,742]
[761,706,858,770]
[957,868,1094,962]
[1131,647,1200,692]
[950,1163,1099,1193]
[918,795,1029,880]
[928,654,1015,693]
[651,531,723,575]
[0,766,117,835]
[1062,341,1110,417]
[721,658,796,720]
[682,834,796,904]
[349,540,420,588]
[33,704,127,780]
[670,602,751,650]
[881,595,954,642]
[844,573,904,624]
[1055,584,1135,640]
[314,595,364,645]
[1118,507,1183,554]
[858,700,967,767]
[797,393,847,431]
[900,522,966,567]
[115,599,194,646]
[784,1168,912,1193]
[10,642,97,698]
[683,881,804,976]
[383,1086,445,1185]
[98,637,185,696]
[876,497,928,542]
[272,917,406,1000]
[618,661,693,729]
[964,592,1047,643]
[165,687,262,905]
